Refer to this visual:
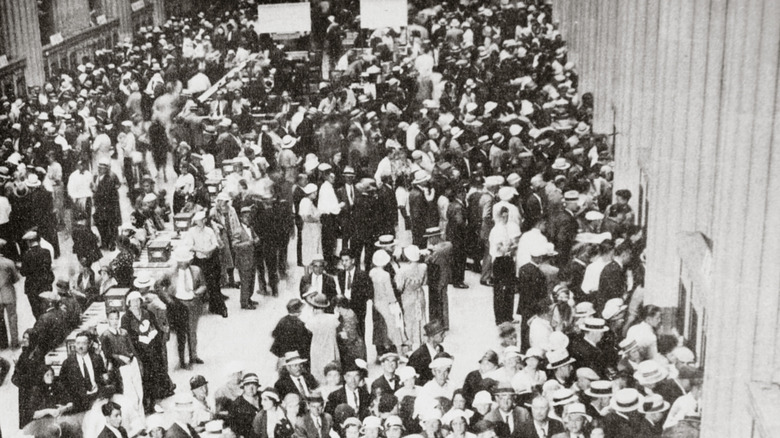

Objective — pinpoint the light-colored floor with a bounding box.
[0,154,502,434]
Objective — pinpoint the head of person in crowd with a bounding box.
[284,351,307,378]
[384,415,404,438]
[424,320,446,347]
[472,390,494,417]
[306,391,325,418]
[190,374,208,403]
[102,401,123,429]
[397,366,418,390]
[473,419,497,438]
[341,417,361,438]
[261,388,281,413]
[430,352,454,386]
[562,403,591,435]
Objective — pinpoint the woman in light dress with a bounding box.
[369,249,405,353]
[396,245,428,349]
[299,183,322,266]
[305,293,340,383]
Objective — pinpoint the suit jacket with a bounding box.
[407,344,442,385]
[484,407,531,438]
[550,432,588,438]
[336,268,373,333]
[97,426,129,438]
[523,192,544,231]
[636,417,663,437]
[60,352,108,412]
[325,385,370,419]
[370,374,401,395]
[513,419,565,438]
[33,308,68,354]
[516,263,548,315]
[602,412,638,438]
[375,184,397,235]
[270,315,312,360]
[568,336,609,377]
[596,261,626,310]
[274,372,320,399]
[20,245,54,293]
[299,273,338,304]
[294,413,333,438]
[549,209,578,263]
[165,422,201,438]
[467,147,491,175]
[446,198,468,244]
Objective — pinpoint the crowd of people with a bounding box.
[0,0,704,437]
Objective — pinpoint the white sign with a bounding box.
[256,3,311,35]
[96,14,107,25]
[49,33,64,46]
[360,0,408,29]
[131,0,145,12]
[0,55,8,68]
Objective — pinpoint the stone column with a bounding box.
[103,0,133,40]
[0,0,45,86]
[152,0,166,26]
[51,0,90,38]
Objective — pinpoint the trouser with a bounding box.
[123,157,133,186]
[451,243,467,284]
[296,216,304,266]
[118,357,145,420]
[235,245,256,306]
[25,291,43,320]
[277,240,289,277]
[177,299,201,362]
[350,235,375,273]
[96,220,118,250]
[321,214,338,267]
[0,302,18,348]
[255,243,278,296]
[192,253,226,315]
[72,197,93,227]
[493,256,515,324]
[480,239,493,283]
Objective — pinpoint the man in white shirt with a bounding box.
[317,168,343,268]
[67,159,94,223]
[98,402,128,438]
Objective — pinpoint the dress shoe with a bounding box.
[191,358,204,365]
[250,299,259,305]
[480,280,494,287]
[178,362,191,370]
[220,309,228,318]
[453,283,469,289]
[241,303,257,310]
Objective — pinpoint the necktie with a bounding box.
[346,271,352,293]
[81,356,92,388]
[314,416,321,438]
[298,377,309,396]
[347,185,353,204]
[504,414,512,433]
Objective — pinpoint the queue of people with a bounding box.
[0,0,703,437]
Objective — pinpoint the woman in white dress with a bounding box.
[299,183,322,266]
[370,249,405,353]
[305,293,340,383]
[396,245,428,349]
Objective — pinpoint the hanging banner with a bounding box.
[256,3,312,34]
[360,0,408,29]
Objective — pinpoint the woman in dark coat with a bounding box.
[148,120,169,182]
[229,373,261,438]
[27,366,72,421]
[107,236,135,288]
[13,329,46,427]
[122,291,174,412]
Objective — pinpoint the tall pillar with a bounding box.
[103,0,133,40]
[152,0,166,26]
[0,0,45,86]
[51,0,90,38]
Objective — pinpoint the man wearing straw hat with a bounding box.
[603,388,642,437]
[166,393,200,438]
[274,351,319,399]
[552,402,592,438]
[295,391,333,438]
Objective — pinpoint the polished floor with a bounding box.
[0,154,502,434]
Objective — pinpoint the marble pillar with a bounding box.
[103,0,133,40]
[0,0,45,86]
[52,0,90,38]
[152,0,166,26]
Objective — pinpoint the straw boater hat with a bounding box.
[551,157,570,170]
[546,349,576,370]
[240,373,260,387]
[551,388,578,406]
[609,388,641,413]
[573,301,596,318]
[638,394,670,414]
[372,249,391,267]
[633,360,670,386]
[563,403,592,422]
[579,317,609,332]
[309,293,330,309]
[282,135,297,149]
[584,380,613,398]
[283,351,308,366]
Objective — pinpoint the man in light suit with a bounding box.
[165,394,201,438]
[165,249,207,368]
[484,387,531,438]
[513,396,564,438]
[295,391,333,438]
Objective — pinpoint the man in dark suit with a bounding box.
[484,387,531,438]
[467,136,492,176]
[516,247,550,350]
[549,191,580,265]
[253,193,286,296]
[370,350,401,395]
[514,395,564,438]
[595,242,632,311]
[446,189,469,289]
[522,175,546,232]
[60,331,107,412]
[97,401,128,438]
[274,351,320,399]
[568,318,609,377]
[375,175,397,238]
[466,178,485,272]
[349,181,380,273]
[407,321,446,385]
[325,361,370,420]
[271,299,313,363]
[293,174,308,267]
[20,231,54,319]
[32,292,67,355]
[295,392,333,438]
[336,250,373,336]
[336,167,357,250]
[299,258,338,310]
[165,394,201,438]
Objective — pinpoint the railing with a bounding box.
[0,58,28,99]
[41,18,120,78]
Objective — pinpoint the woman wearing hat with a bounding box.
[228,373,261,438]
[299,183,322,266]
[396,245,428,349]
[306,293,341,383]
[369,249,405,356]
[122,291,174,412]
[252,388,285,438]
[106,236,136,288]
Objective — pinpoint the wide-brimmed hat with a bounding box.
[551,157,571,170]
[39,291,61,302]
[609,388,641,413]
[25,174,41,188]
[403,245,421,262]
[309,293,330,309]
[396,366,418,381]
[546,349,575,370]
[580,317,609,332]
[424,320,445,337]
[602,298,628,320]
[412,171,431,185]
[551,388,578,406]
[563,403,592,422]
[584,380,613,398]
[282,135,297,149]
[639,394,670,414]
[573,302,596,318]
[303,183,317,195]
[576,367,600,381]
[619,338,639,356]
[133,274,153,289]
[283,351,308,366]
[633,360,670,386]
[498,186,518,201]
